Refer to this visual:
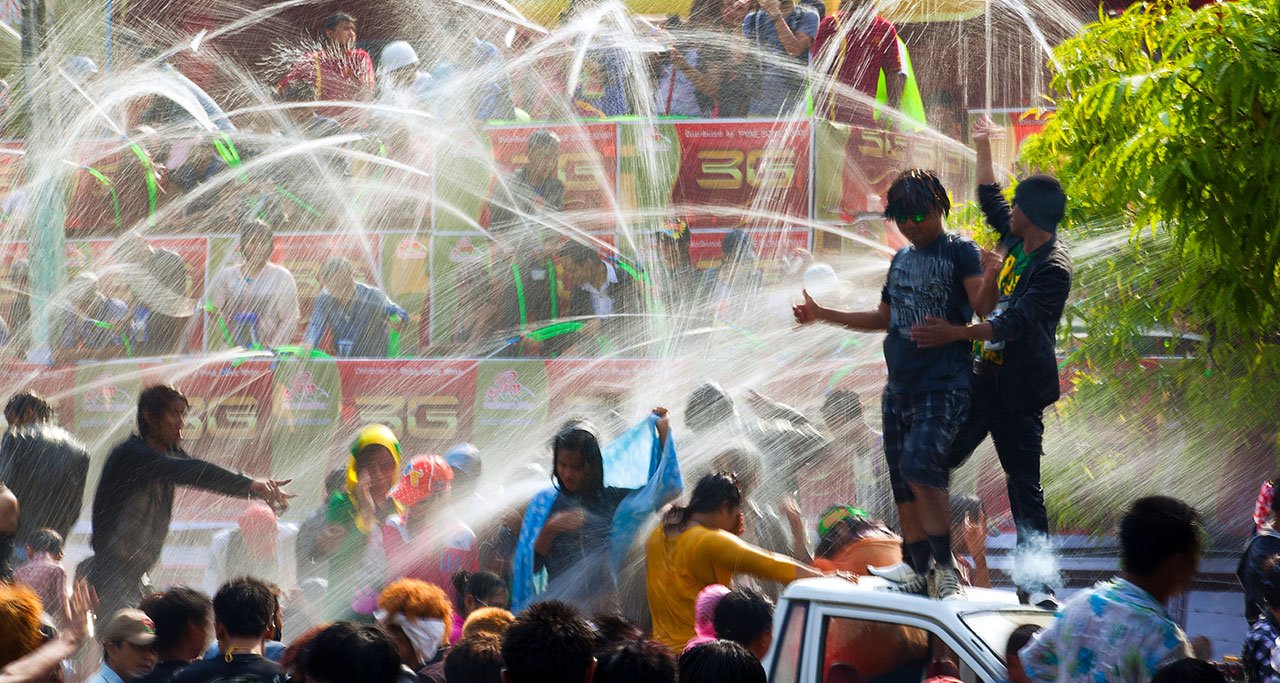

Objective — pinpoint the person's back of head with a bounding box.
[304,622,401,683]
[461,607,516,639]
[593,639,677,683]
[1260,554,1280,611]
[1004,623,1040,683]
[501,600,596,683]
[678,640,766,683]
[1119,496,1202,580]
[140,586,213,660]
[0,583,43,668]
[712,589,774,660]
[591,612,641,646]
[4,391,53,427]
[1011,175,1067,234]
[820,390,862,430]
[1151,658,1226,683]
[213,577,277,640]
[685,382,735,433]
[25,528,63,558]
[444,634,503,683]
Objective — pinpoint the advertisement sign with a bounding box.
[337,359,479,457]
[471,360,548,449]
[485,123,619,232]
[270,359,343,509]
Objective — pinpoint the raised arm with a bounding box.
[794,290,891,331]
[700,527,823,585]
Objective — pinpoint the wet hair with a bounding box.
[5,391,53,425]
[821,390,862,426]
[136,384,188,438]
[304,622,401,683]
[590,612,641,646]
[0,583,43,668]
[1012,175,1067,233]
[560,240,600,267]
[281,80,317,103]
[140,587,213,654]
[949,494,987,530]
[720,230,755,262]
[281,623,329,675]
[318,256,353,283]
[213,577,277,639]
[594,639,677,683]
[883,169,951,220]
[322,12,357,31]
[501,601,596,683]
[685,382,735,432]
[1259,555,1280,609]
[527,129,562,153]
[712,588,773,651]
[1150,659,1226,683]
[25,528,63,556]
[240,218,274,246]
[669,473,742,527]
[1119,496,1202,576]
[814,514,892,559]
[461,607,516,639]
[452,570,506,615]
[325,468,348,496]
[678,640,767,683]
[552,421,605,499]
[377,579,453,638]
[1005,623,1040,661]
[444,634,504,683]
[712,445,762,494]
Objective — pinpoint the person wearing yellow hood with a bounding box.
[322,424,406,622]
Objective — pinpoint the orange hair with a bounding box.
[460,607,516,639]
[377,579,453,642]
[0,583,45,668]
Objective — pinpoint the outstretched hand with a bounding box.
[909,316,961,348]
[793,290,821,326]
[970,115,1005,143]
[63,578,98,645]
[251,478,297,514]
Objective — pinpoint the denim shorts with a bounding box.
[882,388,971,503]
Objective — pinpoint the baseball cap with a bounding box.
[100,609,157,646]
[817,505,868,537]
[388,454,453,507]
[443,443,481,477]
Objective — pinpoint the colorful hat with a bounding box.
[817,504,868,537]
[388,455,454,507]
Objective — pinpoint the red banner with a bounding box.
[486,123,619,231]
[670,121,811,230]
[337,359,480,457]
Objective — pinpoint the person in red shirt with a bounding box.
[812,1,905,125]
[279,12,375,127]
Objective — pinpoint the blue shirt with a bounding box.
[204,641,287,663]
[86,664,126,683]
[880,232,981,394]
[424,39,515,120]
[303,282,406,358]
[743,6,820,117]
[61,295,129,349]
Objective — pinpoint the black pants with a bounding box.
[78,554,149,622]
[947,373,1049,545]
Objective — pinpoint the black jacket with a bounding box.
[978,183,1073,410]
[90,435,253,573]
[0,425,89,546]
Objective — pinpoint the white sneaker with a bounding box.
[931,566,965,601]
[1028,591,1060,611]
[870,563,928,595]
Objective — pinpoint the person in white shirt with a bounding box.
[204,501,299,596]
[209,220,300,348]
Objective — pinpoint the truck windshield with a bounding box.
[960,611,1058,662]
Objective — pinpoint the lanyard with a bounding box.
[128,143,159,226]
[82,166,123,231]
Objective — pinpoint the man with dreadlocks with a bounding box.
[794,168,986,600]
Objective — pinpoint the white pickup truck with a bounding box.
[763,577,1055,683]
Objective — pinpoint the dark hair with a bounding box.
[137,385,188,437]
[24,529,63,556]
[884,168,951,220]
[1119,496,1202,576]
[1012,175,1067,233]
[551,421,604,499]
[325,468,348,496]
[594,639,677,683]
[443,634,503,683]
[686,0,720,26]
[281,80,316,103]
[304,622,401,683]
[685,382,735,432]
[5,391,53,424]
[711,445,762,494]
[148,249,187,296]
[452,570,506,614]
[669,473,742,527]
[212,577,277,639]
[501,601,596,683]
[1260,555,1280,609]
[240,218,274,245]
[140,587,213,654]
[322,12,357,31]
[814,515,891,560]
[590,612,641,646]
[1150,659,1227,683]
[821,390,862,426]
[560,240,599,267]
[1005,623,1041,661]
[712,589,773,650]
[678,640,766,683]
[527,129,561,153]
[949,494,987,530]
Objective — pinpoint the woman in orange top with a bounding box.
[646,473,827,652]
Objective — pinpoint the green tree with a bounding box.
[1020,0,1280,533]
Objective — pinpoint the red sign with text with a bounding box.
[486,123,619,232]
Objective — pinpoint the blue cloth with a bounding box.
[879,232,982,393]
[743,6,820,117]
[60,295,128,349]
[511,414,682,610]
[204,641,286,663]
[303,282,406,358]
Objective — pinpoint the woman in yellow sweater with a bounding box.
[646,473,828,651]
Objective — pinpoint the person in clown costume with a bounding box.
[322,424,406,621]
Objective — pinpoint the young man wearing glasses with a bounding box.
[793,168,986,600]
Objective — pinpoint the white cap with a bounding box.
[378,41,419,75]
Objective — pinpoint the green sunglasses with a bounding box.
[891,211,928,224]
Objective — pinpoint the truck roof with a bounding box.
[780,576,1026,616]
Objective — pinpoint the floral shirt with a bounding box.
[1244,614,1280,683]
[1020,578,1192,683]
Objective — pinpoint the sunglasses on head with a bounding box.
[891,211,928,224]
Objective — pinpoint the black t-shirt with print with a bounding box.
[170,653,284,683]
